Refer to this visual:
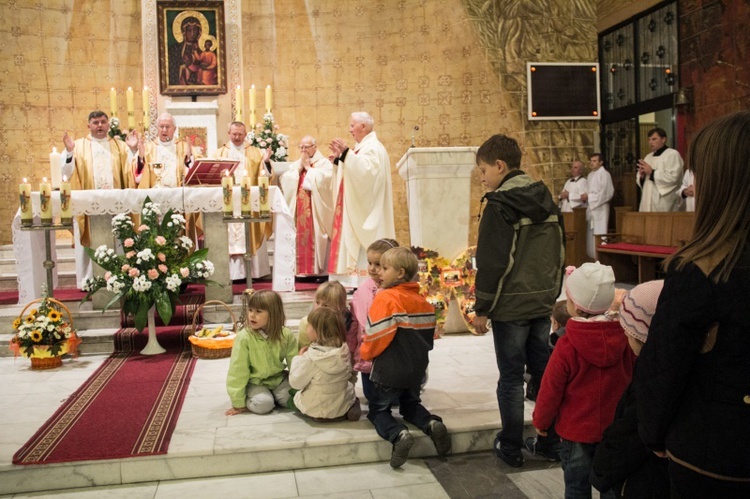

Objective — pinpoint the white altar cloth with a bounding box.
[12,186,295,304]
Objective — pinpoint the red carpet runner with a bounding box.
[13,326,196,465]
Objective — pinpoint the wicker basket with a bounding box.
[18,297,75,370]
[189,300,237,359]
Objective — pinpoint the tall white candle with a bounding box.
[39,177,52,225]
[265,85,272,112]
[49,147,62,189]
[110,87,117,117]
[126,87,135,129]
[19,178,32,226]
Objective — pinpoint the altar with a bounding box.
[12,186,295,306]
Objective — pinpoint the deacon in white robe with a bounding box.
[61,110,138,288]
[636,128,684,212]
[678,168,695,212]
[582,153,614,259]
[214,121,273,280]
[279,136,335,276]
[558,160,588,212]
[329,112,396,287]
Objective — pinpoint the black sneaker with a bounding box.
[524,436,561,462]
[390,430,414,468]
[494,436,524,468]
[428,420,452,458]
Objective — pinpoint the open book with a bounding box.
[184,159,240,186]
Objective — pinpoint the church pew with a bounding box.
[562,207,588,268]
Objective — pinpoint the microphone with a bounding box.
[411,126,420,148]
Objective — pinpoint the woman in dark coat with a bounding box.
[635,111,750,498]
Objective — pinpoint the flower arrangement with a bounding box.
[10,289,80,359]
[246,112,289,162]
[81,197,216,332]
[108,117,127,140]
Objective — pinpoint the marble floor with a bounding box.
[0,332,581,498]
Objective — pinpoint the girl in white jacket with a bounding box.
[289,307,361,421]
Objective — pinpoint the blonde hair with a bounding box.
[306,307,345,348]
[665,111,750,281]
[238,289,286,342]
[314,281,347,314]
[367,238,400,255]
[380,247,419,281]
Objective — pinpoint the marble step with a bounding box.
[0,256,76,276]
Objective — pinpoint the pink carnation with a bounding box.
[123,238,134,248]
[121,264,130,272]
[104,271,112,280]
[126,251,136,259]
[148,269,159,280]
[180,267,190,278]
[158,252,166,262]
[155,236,167,246]
[158,264,168,273]
[138,224,149,232]
[128,268,140,277]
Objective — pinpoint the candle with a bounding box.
[222,170,234,217]
[234,85,243,122]
[60,175,72,225]
[126,87,135,129]
[142,86,150,130]
[40,177,52,225]
[265,85,272,112]
[241,175,252,217]
[249,85,256,112]
[19,178,32,226]
[258,167,270,218]
[250,111,257,128]
[110,87,117,117]
[49,147,62,189]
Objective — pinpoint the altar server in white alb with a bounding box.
[636,127,684,212]
[678,167,695,212]
[279,135,335,276]
[215,121,273,280]
[558,160,588,213]
[61,110,138,288]
[328,112,396,287]
[581,153,614,259]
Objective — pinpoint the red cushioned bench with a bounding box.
[595,210,694,284]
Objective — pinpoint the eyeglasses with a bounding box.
[299,144,316,150]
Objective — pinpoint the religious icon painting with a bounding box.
[157,1,227,96]
[440,268,464,287]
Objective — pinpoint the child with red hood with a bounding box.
[532,262,636,498]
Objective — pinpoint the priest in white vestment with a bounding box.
[214,121,273,280]
[581,153,614,259]
[61,110,138,288]
[134,113,195,188]
[328,112,396,287]
[636,128,684,212]
[279,135,335,276]
[558,160,588,212]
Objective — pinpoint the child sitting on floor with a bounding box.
[289,307,361,421]
[590,280,670,498]
[532,262,635,498]
[225,290,298,416]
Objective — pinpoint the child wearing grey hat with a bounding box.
[590,280,670,498]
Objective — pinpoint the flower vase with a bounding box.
[141,305,166,355]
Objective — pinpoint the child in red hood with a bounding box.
[532,262,635,499]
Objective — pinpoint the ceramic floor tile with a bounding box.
[153,471,298,499]
[299,490,373,499]
[507,468,604,499]
[294,461,437,496]
[369,482,450,498]
[11,482,158,498]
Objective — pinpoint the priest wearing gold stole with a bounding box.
[61,110,138,289]
[215,122,273,280]
[279,135,335,276]
[328,112,396,287]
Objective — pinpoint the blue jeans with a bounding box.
[366,382,439,443]
[491,317,557,452]
[560,439,616,499]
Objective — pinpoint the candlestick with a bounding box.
[222,171,234,217]
[258,167,270,218]
[240,175,252,217]
[265,85,272,113]
[110,87,117,117]
[126,87,135,129]
[60,175,72,225]
[235,85,243,122]
[142,86,150,130]
[40,177,52,225]
[19,178,32,227]
[49,147,62,189]
[249,85,256,113]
